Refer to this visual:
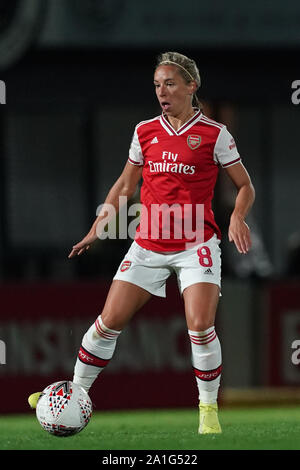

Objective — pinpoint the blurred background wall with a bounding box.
[0,0,300,412]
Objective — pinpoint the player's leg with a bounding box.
[183,281,221,404]
[28,242,171,408]
[72,238,171,393]
[28,280,151,409]
[183,282,222,434]
[73,280,152,392]
[174,234,222,433]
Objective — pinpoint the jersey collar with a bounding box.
[160,108,202,136]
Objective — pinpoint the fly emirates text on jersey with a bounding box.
[148,151,196,175]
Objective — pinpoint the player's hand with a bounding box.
[68,232,98,258]
[228,214,251,254]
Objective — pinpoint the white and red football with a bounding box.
[36,381,92,437]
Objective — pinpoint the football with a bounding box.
[36,380,92,437]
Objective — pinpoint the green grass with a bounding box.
[1,406,300,450]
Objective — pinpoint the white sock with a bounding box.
[73,316,121,392]
[188,326,222,404]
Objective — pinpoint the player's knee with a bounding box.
[189,318,215,333]
[99,312,123,331]
[95,307,129,333]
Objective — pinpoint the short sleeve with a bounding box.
[214,126,241,168]
[128,126,144,166]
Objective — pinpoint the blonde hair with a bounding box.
[156,51,202,109]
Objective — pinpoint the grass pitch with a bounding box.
[1,406,300,451]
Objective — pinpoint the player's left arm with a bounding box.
[224,162,255,254]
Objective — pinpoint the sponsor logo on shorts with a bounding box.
[204,268,214,275]
[120,260,132,272]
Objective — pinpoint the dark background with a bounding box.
[0,0,299,283]
[0,0,300,409]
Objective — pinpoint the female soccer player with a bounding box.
[30,52,255,434]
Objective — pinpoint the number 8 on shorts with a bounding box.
[197,246,213,267]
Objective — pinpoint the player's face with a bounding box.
[154,65,195,116]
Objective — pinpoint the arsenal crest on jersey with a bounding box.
[187,135,201,150]
[120,260,132,272]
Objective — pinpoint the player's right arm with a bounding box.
[68,161,143,258]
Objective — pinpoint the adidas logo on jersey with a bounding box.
[150,136,159,144]
[204,268,214,275]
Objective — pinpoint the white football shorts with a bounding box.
[113,234,221,297]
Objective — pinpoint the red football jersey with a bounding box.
[128,110,241,251]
